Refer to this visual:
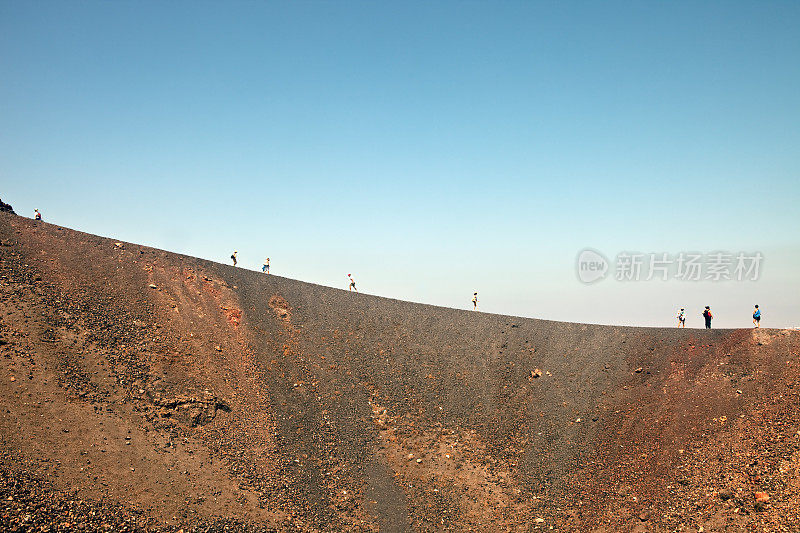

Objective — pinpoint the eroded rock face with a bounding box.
[0,198,15,214]
[147,387,231,427]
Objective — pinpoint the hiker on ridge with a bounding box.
[262,258,270,274]
[472,292,478,311]
[677,308,686,328]
[34,209,41,221]
[348,274,357,292]
[231,251,238,267]
[702,306,713,329]
[753,305,761,328]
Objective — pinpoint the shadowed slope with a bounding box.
[1,211,798,531]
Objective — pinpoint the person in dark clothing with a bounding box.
[702,306,713,329]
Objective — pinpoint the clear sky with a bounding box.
[2,1,799,328]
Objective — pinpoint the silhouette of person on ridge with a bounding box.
[231,251,238,267]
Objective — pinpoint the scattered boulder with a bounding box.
[268,295,291,319]
[0,198,15,214]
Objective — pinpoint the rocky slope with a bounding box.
[1,210,798,532]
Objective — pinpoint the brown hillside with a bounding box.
[1,211,798,532]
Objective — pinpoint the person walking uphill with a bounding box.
[34,209,42,221]
[231,251,238,267]
[348,274,357,292]
[702,306,713,329]
[753,305,761,328]
[472,292,478,311]
[262,258,270,274]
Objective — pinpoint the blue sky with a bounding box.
[2,1,799,328]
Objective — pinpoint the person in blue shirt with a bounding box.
[753,305,761,328]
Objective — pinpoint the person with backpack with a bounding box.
[753,305,761,328]
[702,306,713,329]
[231,251,238,267]
[262,258,270,274]
[472,292,478,311]
[677,308,686,328]
[34,209,42,221]
[348,273,357,292]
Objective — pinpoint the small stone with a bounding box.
[215,345,222,352]
[148,284,157,289]
[531,368,542,379]
[534,517,545,523]
[635,367,643,373]
[736,390,743,395]
[638,511,649,521]
[9,376,15,382]
[754,491,769,503]
[719,489,733,501]
[416,458,422,463]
